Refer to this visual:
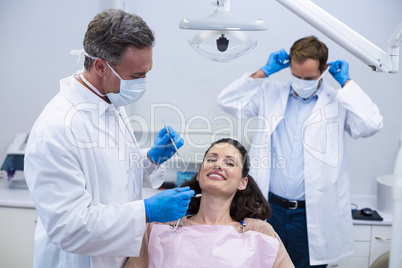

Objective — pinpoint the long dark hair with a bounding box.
[181,138,271,221]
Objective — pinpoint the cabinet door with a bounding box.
[369,225,392,266]
[0,207,37,268]
[328,241,370,267]
[353,225,371,242]
[328,225,371,268]
[328,257,369,268]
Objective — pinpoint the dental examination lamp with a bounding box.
[179,0,268,63]
[276,0,401,73]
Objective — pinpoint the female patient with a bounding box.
[125,138,294,268]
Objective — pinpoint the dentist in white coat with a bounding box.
[24,9,194,268]
[217,36,383,267]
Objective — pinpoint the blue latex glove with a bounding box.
[148,126,184,164]
[144,186,195,222]
[261,49,290,77]
[328,60,351,87]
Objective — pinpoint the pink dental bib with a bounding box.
[148,223,279,268]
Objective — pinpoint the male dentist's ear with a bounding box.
[238,177,248,190]
[322,62,329,73]
[323,63,329,73]
[93,58,108,78]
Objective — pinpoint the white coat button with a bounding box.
[125,184,128,190]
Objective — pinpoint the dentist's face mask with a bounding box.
[289,69,327,99]
[105,62,147,106]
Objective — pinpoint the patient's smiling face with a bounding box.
[197,143,248,197]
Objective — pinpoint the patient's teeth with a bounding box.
[209,174,224,180]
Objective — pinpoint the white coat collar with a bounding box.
[311,80,338,112]
[59,73,115,117]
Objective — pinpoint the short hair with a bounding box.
[83,9,155,70]
[289,35,328,73]
[181,138,271,221]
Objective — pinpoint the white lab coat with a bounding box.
[24,73,165,268]
[216,72,383,265]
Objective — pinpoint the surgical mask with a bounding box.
[289,69,328,99]
[105,62,147,106]
[81,50,147,106]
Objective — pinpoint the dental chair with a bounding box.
[370,251,389,268]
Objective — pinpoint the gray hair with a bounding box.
[83,9,155,70]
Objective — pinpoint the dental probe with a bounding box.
[163,121,180,156]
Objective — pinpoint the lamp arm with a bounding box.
[276,0,400,73]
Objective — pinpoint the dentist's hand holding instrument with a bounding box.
[148,124,183,164]
[144,186,195,223]
[144,124,191,223]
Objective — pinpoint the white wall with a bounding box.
[1,0,401,196]
[0,1,101,158]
